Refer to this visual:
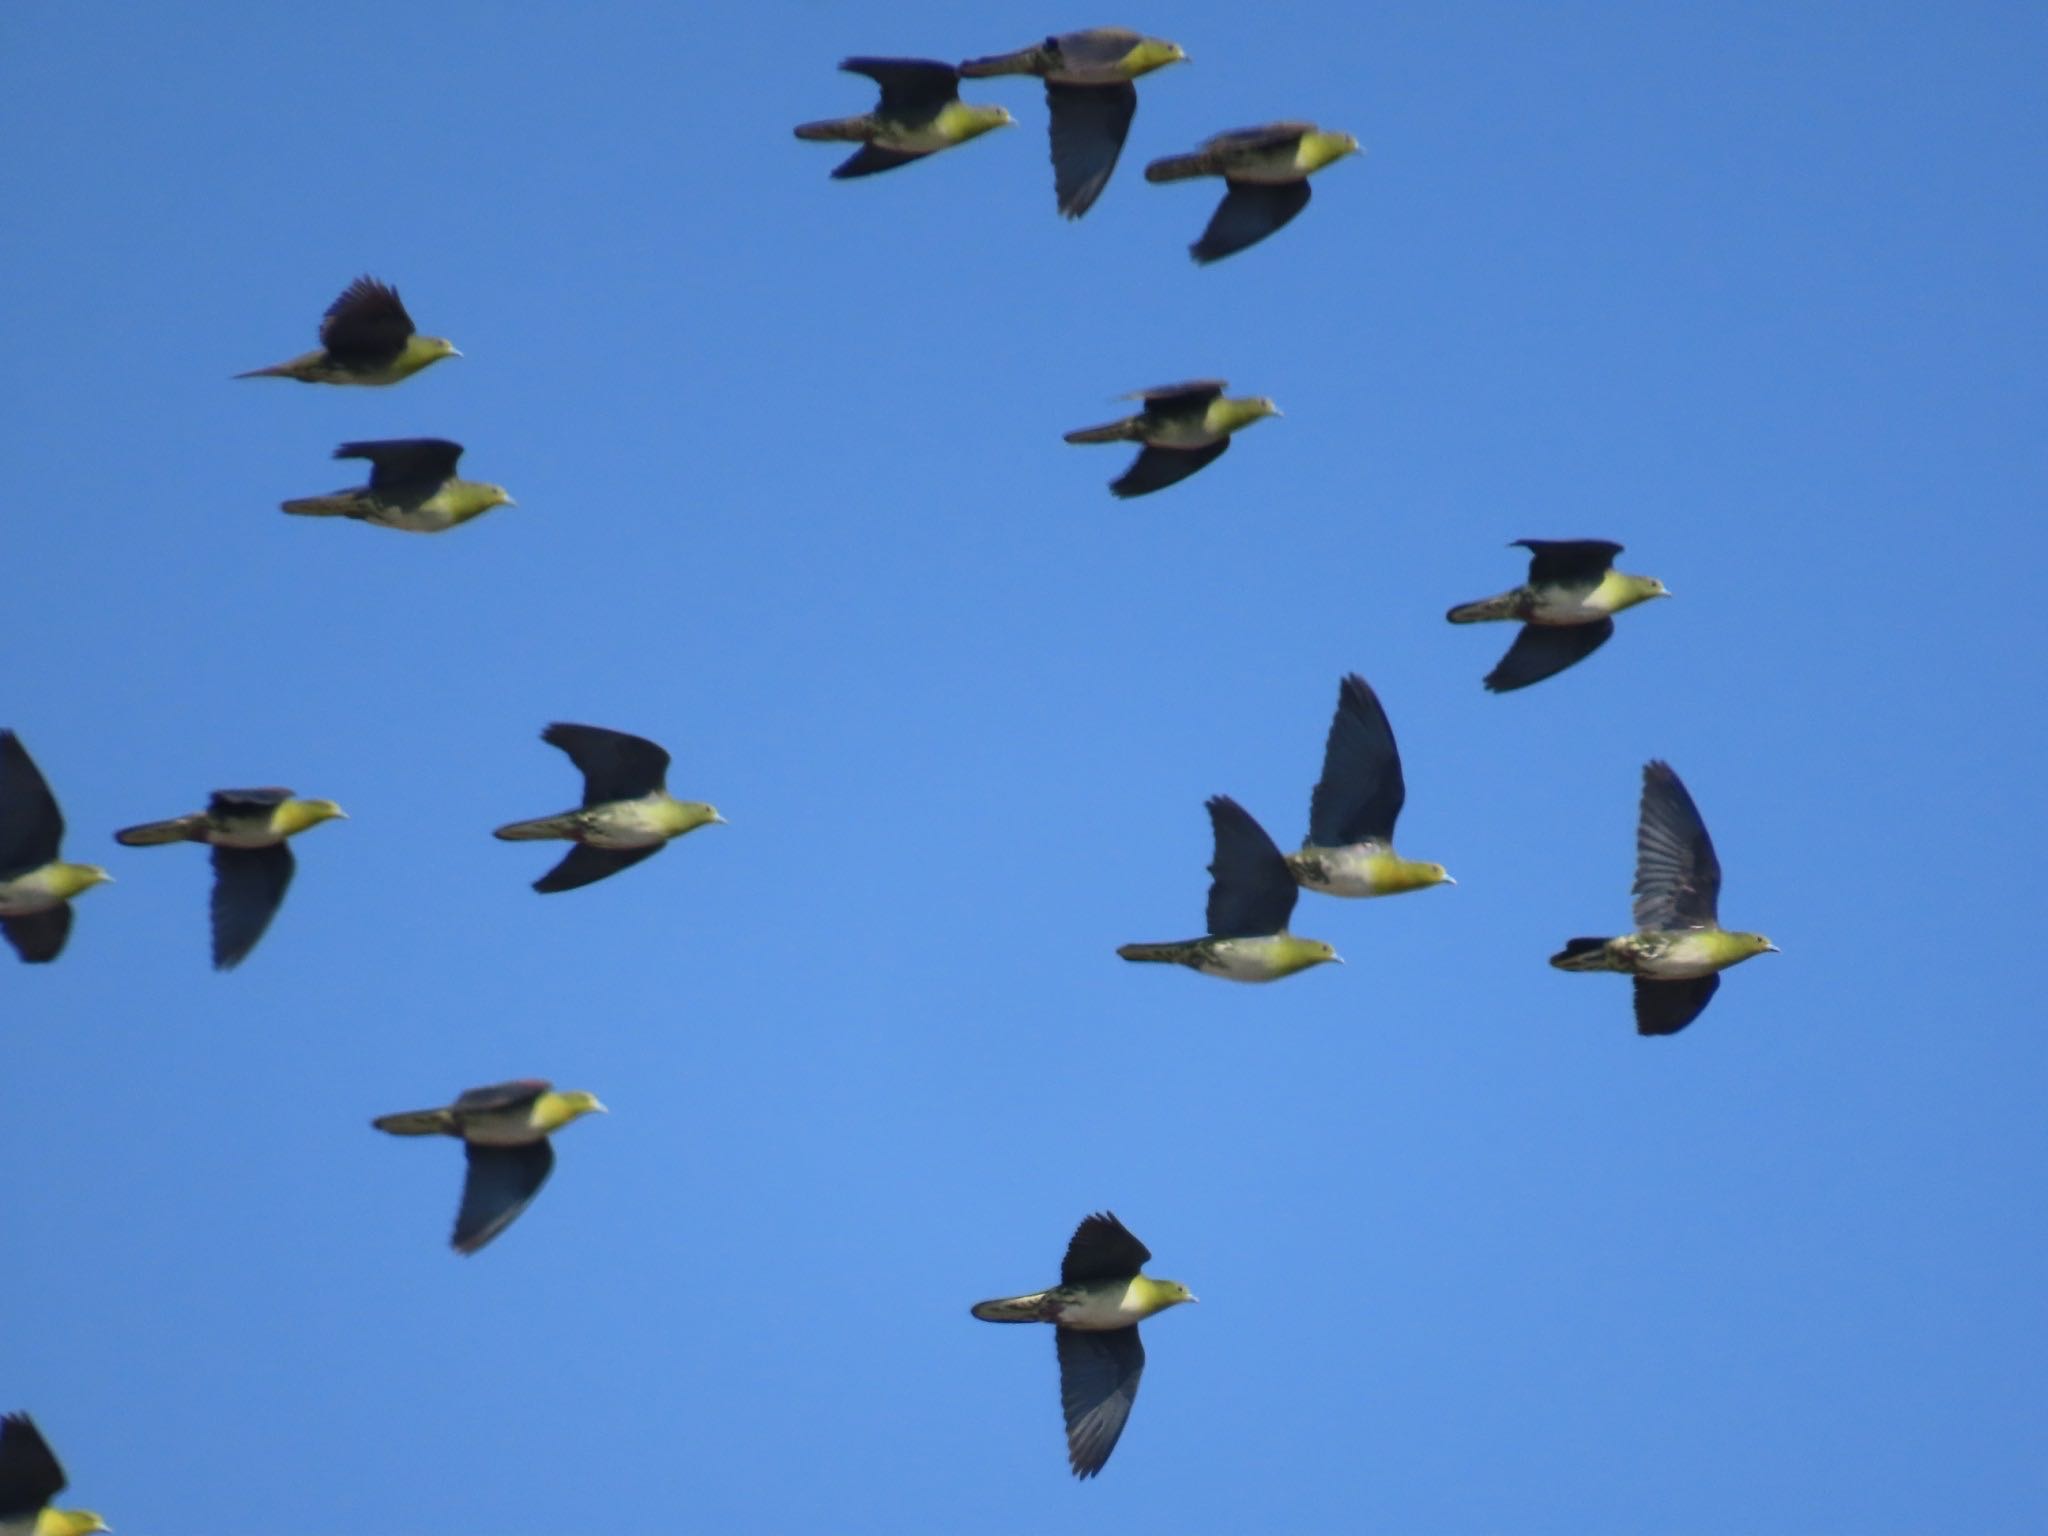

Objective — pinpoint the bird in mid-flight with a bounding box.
[957,28,1187,217]
[1064,380,1278,497]
[1119,795,1341,981]
[0,732,111,964]
[794,58,1014,178]
[1551,760,1778,1035]
[1448,540,1670,692]
[1145,122,1360,263]
[495,723,723,893]
[0,1412,108,1536]
[1287,675,1453,899]
[235,276,459,386]
[373,1080,606,1255]
[972,1212,1196,1478]
[281,439,515,534]
[114,788,346,970]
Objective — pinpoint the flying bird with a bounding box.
[1118,795,1341,981]
[1064,380,1278,498]
[0,1413,108,1536]
[1287,675,1453,899]
[281,439,515,534]
[373,1080,607,1255]
[957,29,1187,217]
[1144,122,1360,263]
[1551,761,1778,1035]
[495,723,723,893]
[114,788,346,970]
[235,276,459,386]
[0,732,111,964]
[1448,540,1671,692]
[972,1212,1196,1478]
[794,58,1014,178]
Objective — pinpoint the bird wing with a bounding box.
[335,438,465,490]
[1045,80,1137,218]
[1633,761,1723,930]
[840,57,960,116]
[1515,538,1624,589]
[542,722,671,805]
[0,1413,67,1518]
[532,843,663,894]
[1191,180,1311,265]
[1203,122,1315,154]
[0,731,65,876]
[451,1080,551,1116]
[1110,440,1228,498]
[831,144,928,179]
[1061,1211,1152,1283]
[454,1139,555,1255]
[207,787,292,814]
[1482,619,1614,692]
[1045,28,1144,80]
[1306,674,1406,848]
[1056,1325,1145,1479]
[1126,379,1226,411]
[319,276,414,364]
[1204,794,1297,937]
[3,907,73,964]
[1634,974,1720,1036]
[210,843,295,970]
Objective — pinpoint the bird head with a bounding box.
[1409,861,1456,891]
[954,102,1016,141]
[50,862,114,898]
[1123,37,1188,75]
[1730,932,1780,960]
[1135,1276,1198,1314]
[665,800,726,837]
[277,798,347,836]
[481,484,518,512]
[534,1089,608,1132]
[1616,572,1672,608]
[37,1510,110,1536]
[1299,131,1363,172]
[421,335,462,362]
[1279,937,1344,973]
[1215,395,1281,433]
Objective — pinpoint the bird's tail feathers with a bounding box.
[232,361,296,379]
[113,814,206,846]
[1550,937,1618,972]
[1117,941,1191,965]
[1144,153,1209,183]
[1446,592,1521,624]
[971,1291,1055,1322]
[493,812,581,842]
[372,1108,457,1136]
[280,495,360,518]
[1063,418,1138,445]
[793,116,870,142]
[957,49,1037,78]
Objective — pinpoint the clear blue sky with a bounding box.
[4,3,2044,1531]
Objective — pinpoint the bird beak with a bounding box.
[589,1099,611,1114]
[1764,943,1781,953]
[1185,1294,1200,1304]
[502,496,519,508]
[1331,953,1346,964]
[1442,875,1457,886]
[711,812,729,825]
[448,347,465,358]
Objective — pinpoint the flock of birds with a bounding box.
[0,25,1788,1506]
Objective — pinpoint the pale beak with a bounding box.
[1764,943,1781,953]
[589,1099,611,1114]
[711,811,729,825]
[448,347,465,358]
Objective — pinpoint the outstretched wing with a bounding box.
[1515,538,1623,589]
[1483,619,1614,692]
[2,907,73,964]
[0,1412,68,1517]
[1046,80,1137,218]
[1633,760,1722,930]
[210,843,295,970]
[1056,1326,1145,1479]
[1204,795,1297,938]
[1634,975,1720,1036]
[335,438,465,489]
[542,723,671,805]
[1306,674,1405,848]
[0,731,65,877]
[319,276,415,365]
[1061,1210,1151,1284]
[840,57,960,117]
[1191,180,1310,264]
[533,843,663,894]
[1111,440,1227,498]
[454,1140,555,1254]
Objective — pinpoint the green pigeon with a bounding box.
[495,723,723,893]
[373,1079,607,1255]
[957,28,1188,217]
[1286,675,1453,899]
[794,58,1014,178]
[114,788,346,970]
[972,1212,1196,1479]
[0,732,112,965]
[1064,380,1279,498]
[281,439,514,534]
[235,276,459,386]
[1551,761,1778,1035]
[1119,795,1341,981]
[1448,540,1670,692]
[0,1413,108,1536]
[1144,122,1360,263]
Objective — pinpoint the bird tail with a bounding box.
[957,48,1039,78]
[1144,152,1210,183]
[1117,941,1194,966]
[233,361,296,379]
[1446,592,1521,624]
[493,812,581,842]
[372,1107,457,1136]
[971,1291,1056,1322]
[280,495,359,518]
[1550,937,1618,972]
[1063,418,1138,445]
[793,115,870,142]
[113,814,207,846]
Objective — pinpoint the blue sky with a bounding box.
[4,3,2044,1531]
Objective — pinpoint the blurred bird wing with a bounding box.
[1062,1210,1151,1283]
[1306,673,1406,847]
[336,437,465,490]
[209,843,295,970]
[451,1079,552,1116]
[1203,122,1314,155]
[1046,79,1137,217]
[1634,974,1720,1036]
[831,143,927,179]
[1057,1325,1145,1478]
[0,1412,68,1517]
[1204,795,1297,937]
[319,276,415,363]
[454,1139,555,1254]
[1125,379,1226,412]
[541,723,672,805]
[1633,760,1723,930]
[1192,180,1311,264]
[2,906,73,963]
[1483,619,1613,692]
[840,57,960,115]
[533,842,662,894]
[1111,440,1227,498]
[207,787,293,816]
[0,731,65,875]
[1514,538,1625,588]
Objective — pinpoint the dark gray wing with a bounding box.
[1306,674,1405,848]
[1056,1326,1145,1479]
[451,1079,550,1116]
[532,843,662,894]
[210,843,294,970]
[1110,440,1228,498]
[1131,379,1226,415]
[0,1412,66,1518]
[1191,180,1311,264]
[831,144,928,179]
[1046,80,1137,217]
[1204,794,1297,938]
[1045,28,1144,80]
[0,731,64,876]
[335,438,464,490]
[1203,122,1315,155]
[1061,1211,1151,1284]
[1633,760,1722,930]
[1634,975,1720,1036]
[3,907,72,964]
[207,787,291,814]
[841,57,960,117]
[453,1140,555,1254]
[1515,538,1623,588]
[319,276,414,365]
[1483,619,1613,692]
[541,723,671,805]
